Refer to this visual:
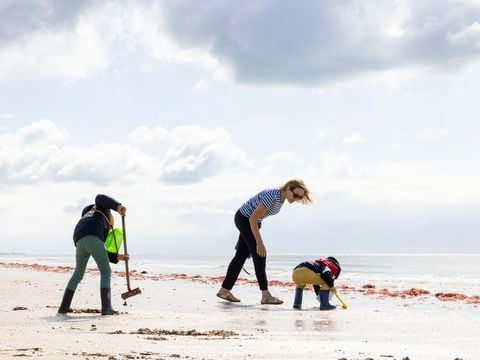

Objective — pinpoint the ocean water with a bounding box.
[1,253,479,296]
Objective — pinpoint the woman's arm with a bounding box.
[249,203,268,257]
[95,194,121,212]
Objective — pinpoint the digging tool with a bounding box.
[333,290,347,309]
[120,214,141,302]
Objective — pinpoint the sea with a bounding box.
[1,253,479,296]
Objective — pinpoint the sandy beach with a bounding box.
[0,261,479,360]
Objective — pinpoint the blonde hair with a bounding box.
[280,179,312,204]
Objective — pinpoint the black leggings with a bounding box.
[221,210,268,291]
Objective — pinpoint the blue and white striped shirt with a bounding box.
[239,188,284,223]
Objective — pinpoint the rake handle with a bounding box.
[121,215,132,291]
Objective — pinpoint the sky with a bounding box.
[1,0,480,255]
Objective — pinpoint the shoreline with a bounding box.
[1,261,479,359]
[1,261,479,306]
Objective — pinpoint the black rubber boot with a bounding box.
[319,290,336,310]
[293,288,303,309]
[58,288,75,314]
[101,288,119,315]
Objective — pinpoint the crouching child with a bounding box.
[291,256,341,310]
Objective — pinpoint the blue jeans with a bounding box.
[67,235,111,290]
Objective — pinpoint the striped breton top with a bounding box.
[239,188,284,223]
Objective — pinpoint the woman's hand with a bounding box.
[256,242,267,257]
[250,204,268,257]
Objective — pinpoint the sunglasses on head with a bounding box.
[289,186,304,200]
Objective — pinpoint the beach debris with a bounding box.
[362,284,376,289]
[129,328,238,339]
[15,347,41,352]
[12,306,28,311]
[435,292,468,301]
[146,336,168,341]
[465,296,480,304]
[435,293,480,304]
[362,287,430,298]
[73,308,101,314]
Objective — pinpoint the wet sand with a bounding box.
[0,261,479,359]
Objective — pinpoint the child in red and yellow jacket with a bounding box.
[292,256,341,310]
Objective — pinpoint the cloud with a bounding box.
[2,1,480,84]
[0,1,122,79]
[160,125,250,184]
[0,120,156,184]
[193,79,211,93]
[0,120,249,185]
[309,151,480,205]
[446,22,480,49]
[17,119,69,143]
[314,127,336,140]
[0,0,92,45]
[389,141,405,150]
[418,127,451,140]
[342,132,365,145]
[127,126,168,144]
[157,0,480,85]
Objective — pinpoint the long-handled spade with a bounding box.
[121,215,141,304]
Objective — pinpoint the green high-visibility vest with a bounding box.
[105,228,123,253]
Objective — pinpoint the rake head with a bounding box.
[121,287,142,300]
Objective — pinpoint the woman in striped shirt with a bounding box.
[217,179,312,305]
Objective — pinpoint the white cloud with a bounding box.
[389,141,405,150]
[307,152,480,205]
[193,79,211,93]
[447,22,480,49]
[17,119,69,143]
[314,127,336,140]
[161,125,250,183]
[127,126,168,144]
[0,14,112,79]
[342,132,366,145]
[0,121,250,185]
[418,127,451,140]
[266,152,299,162]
